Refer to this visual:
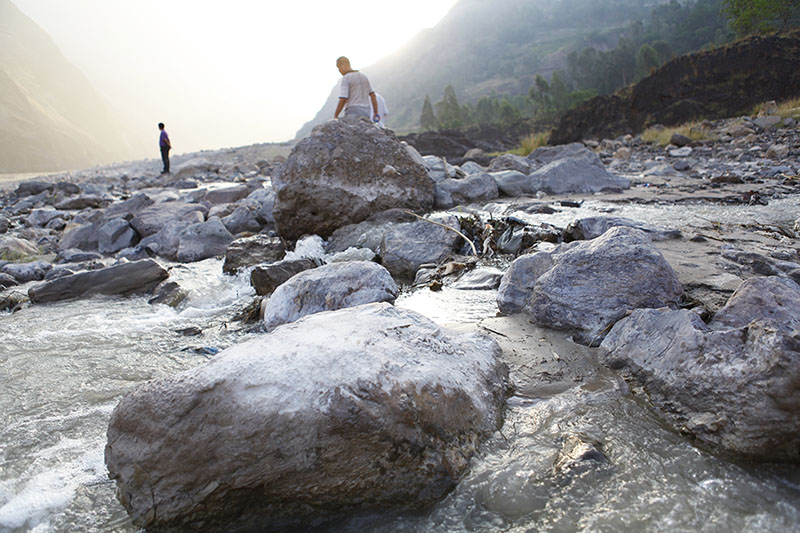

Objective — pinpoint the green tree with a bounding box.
[636,43,660,80]
[498,97,520,126]
[435,85,464,130]
[475,96,498,125]
[420,95,439,132]
[723,0,800,36]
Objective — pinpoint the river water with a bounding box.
[1,197,799,532]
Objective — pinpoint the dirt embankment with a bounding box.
[550,31,800,144]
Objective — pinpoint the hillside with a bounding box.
[296,0,666,138]
[0,0,143,172]
[549,30,800,144]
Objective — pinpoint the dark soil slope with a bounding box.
[550,31,800,144]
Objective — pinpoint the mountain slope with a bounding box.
[296,0,659,138]
[0,0,143,172]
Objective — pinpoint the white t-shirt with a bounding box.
[339,71,374,110]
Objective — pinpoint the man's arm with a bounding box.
[334,97,347,119]
[370,92,378,119]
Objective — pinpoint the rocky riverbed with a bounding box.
[0,112,799,531]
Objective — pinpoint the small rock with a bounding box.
[669,133,692,147]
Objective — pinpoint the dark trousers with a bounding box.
[160,145,170,173]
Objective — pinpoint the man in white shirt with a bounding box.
[334,56,379,122]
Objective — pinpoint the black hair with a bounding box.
[158,122,165,129]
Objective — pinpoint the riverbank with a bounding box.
[0,113,798,531]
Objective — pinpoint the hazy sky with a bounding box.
[13,0,458,154]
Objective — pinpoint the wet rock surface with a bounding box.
[105,303,510,531]
[601,277,800,462]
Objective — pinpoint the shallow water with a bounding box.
[1,198,799,532]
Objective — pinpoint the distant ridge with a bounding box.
[0,0,143,172]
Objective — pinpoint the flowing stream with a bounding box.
[1,198,799,532]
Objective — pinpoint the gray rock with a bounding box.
[250,258,319,295]
[130,202,207,238]
[221,206,262,235]
[105,302,510,531]
[669,133,692,147]
[527,159,630,195]
[55,195,107,210]
[0,272,18,288]
[176,219,234,263]
[247,186,276,225]
[222,235,285,274]
[459,161,486,175]
[15,181,51,197]
[173,157,217,179]
[766,144,790,160]
[0,235,40,261]
[491,170,530,197]
[497,251,565,314]
[673,159,692,171]
[0,216,8,234]
[28,259,168,303]
[488,153,533,174]
[57,249,102,263]
[26,208,67,228]
[380,214,461,279]
[565,216,681,241]
[263,261,398,329]
[528,143,604,169]
[102,193,154,219]
[498,227,682,342]
[97,219,138,254]
[139,220,192,261]
[753,116,782,130]
[59,223,99,252]
[203,184,250,205]
[669,147,693,157]
[147,281,188,307]
[435,173,499,209]
[327,218,395,255]
[601,277,800,462]
[2,260,51,282]
[451,268,504,290]
[272,117,434,240]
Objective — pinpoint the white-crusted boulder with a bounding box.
[263,261,397,329]
[105,303,510,531]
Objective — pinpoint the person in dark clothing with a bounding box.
[158,122,171,174]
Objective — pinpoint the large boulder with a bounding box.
[203,184,250,205]
[105,303,510,531]
[129,202,207,238]
[222,235,285,274]
[28,259,168,303]
[527,142,604,168]
[497,226,682,343]
[527,159,630,195]
[380,214,462,279]
[176,219,234,263]
[273,117,434,240]
[263,261,398,329]
[434,173,499,209]
[601,277,800,462]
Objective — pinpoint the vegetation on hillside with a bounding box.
[419,0,737,133]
